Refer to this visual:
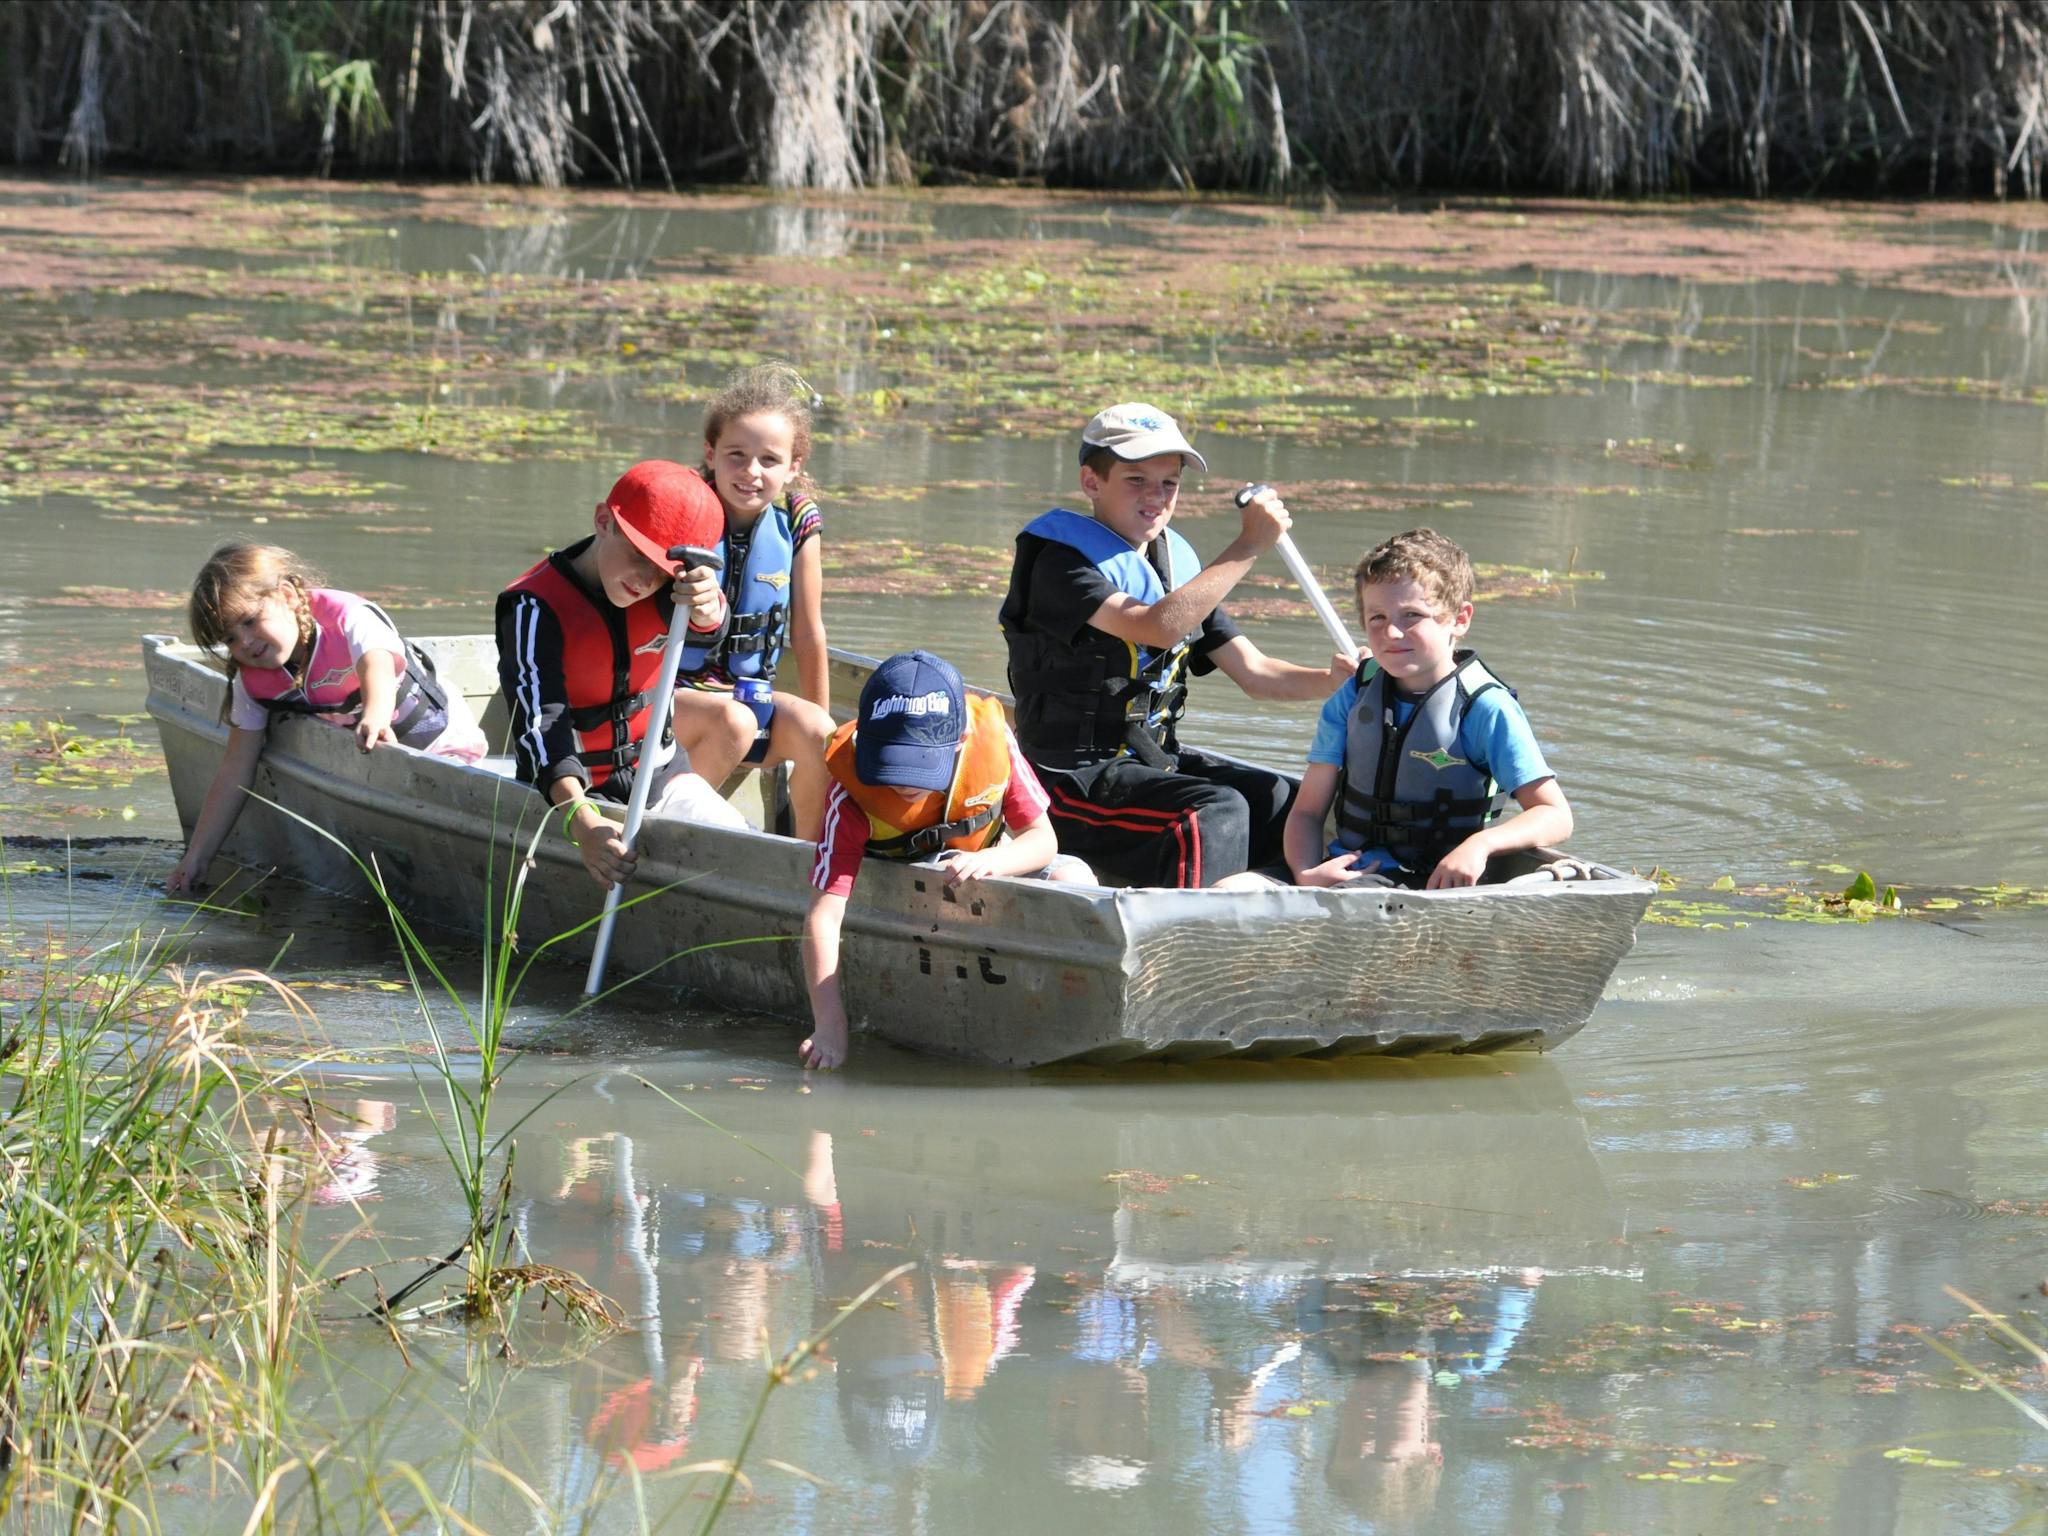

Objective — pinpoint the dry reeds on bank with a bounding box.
[5,0,2048,197]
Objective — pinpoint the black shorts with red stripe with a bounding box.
[1034,747,1295,889]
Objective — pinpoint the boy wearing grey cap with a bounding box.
[998,404,1349,888]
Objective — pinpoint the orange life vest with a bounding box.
[825,693,1012,860]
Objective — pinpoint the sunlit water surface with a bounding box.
[3,179,2046,1532]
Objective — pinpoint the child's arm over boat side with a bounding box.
[166,727,265,894]
[800,887,853,1071]
[353,647,399,751]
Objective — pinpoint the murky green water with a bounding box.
[4,176,2047,1530]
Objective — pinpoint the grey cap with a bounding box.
[1079,402,1207,473]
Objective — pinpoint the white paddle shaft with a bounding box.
[1235,484,1360,662]
[584,545,723,997]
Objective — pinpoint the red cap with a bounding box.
[602,460,724,574]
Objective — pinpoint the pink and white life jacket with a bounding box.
[239,589,455,750]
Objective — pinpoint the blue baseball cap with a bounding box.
[855,651,966,793]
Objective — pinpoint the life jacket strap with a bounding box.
[865,802,1000,861]
[1338,783,1512,844]
[257,687,357,721]
[1120,718,1176,770]
[721,604,787,657]
[566,689,650,731]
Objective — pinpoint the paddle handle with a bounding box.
[584,544,724,997]
[1234,484,1360,662]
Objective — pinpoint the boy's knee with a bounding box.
[1190,789,1253,885]
[1195,786,1252,827]
[677,693,755,752]
[721,698,758,745]
[1040,853,1095,884]
[779,695,835,745]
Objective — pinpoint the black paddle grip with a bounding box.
[669,543,725,574]
[1234,483,1274,508]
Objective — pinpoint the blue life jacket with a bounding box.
[677,496,803,682]
[1336,650,1514,879]
[1002,507,1204,769]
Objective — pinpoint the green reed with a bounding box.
[0,902,322,1528]
[264,793,592,1321]
[0,821,869,1530]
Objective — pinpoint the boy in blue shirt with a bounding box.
[1284,528,1573,889]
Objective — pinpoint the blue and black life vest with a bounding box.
[1336,650,1514,879]
[1002,507,1203,770]
[677,497,804,682]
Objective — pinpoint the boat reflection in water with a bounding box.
[488,1058,1627,1532]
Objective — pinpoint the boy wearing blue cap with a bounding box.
[999,403,1350,888]
[802,650,1090,1069]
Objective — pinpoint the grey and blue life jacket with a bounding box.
[1002,507,1203,770]
[1336,650,1515,878]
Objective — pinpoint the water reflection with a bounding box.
[488,1062,1616,1531]
[307,1096,398,1205]
[520,1132,708,1526]
[763,203,854,260]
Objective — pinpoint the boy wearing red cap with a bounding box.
[800,650,1091,1070]
[497,460,737,889]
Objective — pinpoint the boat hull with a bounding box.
[144,635,1652,1067]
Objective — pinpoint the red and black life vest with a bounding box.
[503,549,673,792]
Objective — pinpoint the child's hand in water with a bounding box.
[799,1013,848,1071]
[354,713,398,752]
[165,855,206,895]
[672,564,725,631]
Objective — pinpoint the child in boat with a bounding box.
[801,650,1092,1070]
[498,459,748,892]
[1284,528,1572,890]
[166,543,487,894]
[997,402,1351,889]
[665,363,836,840]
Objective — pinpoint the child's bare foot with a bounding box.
[799,1020,848,1071]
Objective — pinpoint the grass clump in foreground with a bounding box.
[0,923,329,1527]
[0,820,875,1531]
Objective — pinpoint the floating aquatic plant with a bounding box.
[1643,865,2047,928]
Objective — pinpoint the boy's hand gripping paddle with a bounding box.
[584,544,724,998]
[1234,484,1360,663]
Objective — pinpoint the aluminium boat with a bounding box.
[144,633,1653,1067]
